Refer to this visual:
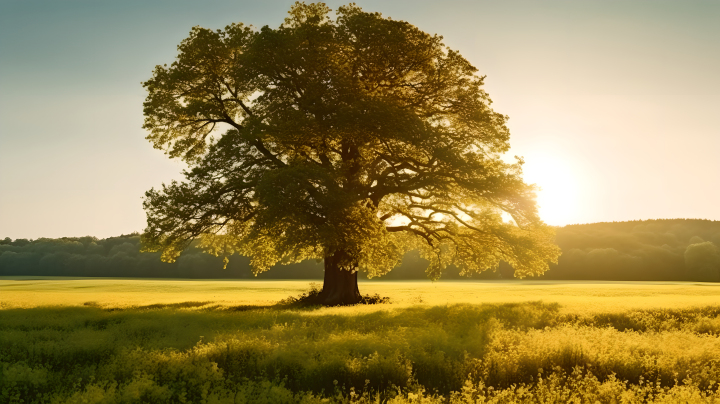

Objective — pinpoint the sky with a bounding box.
[1,0,718,239]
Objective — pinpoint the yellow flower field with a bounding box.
[2,278,720,403]
[3,278,720,313]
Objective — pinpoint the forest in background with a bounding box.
[1,219,719,281]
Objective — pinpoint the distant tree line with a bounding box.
[1,219,719,281]
[0,234,323,279]
[542,219,720,282]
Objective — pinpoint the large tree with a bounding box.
[141,2,561,305]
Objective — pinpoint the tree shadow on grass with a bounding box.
[139,301,215,310]
[84,300,324,312]
[84,300,224,311]
[80,283,391,312]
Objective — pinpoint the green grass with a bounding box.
[2,279,720,403]
[3,278,720,313]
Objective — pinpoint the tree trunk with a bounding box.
[316,250,362,305]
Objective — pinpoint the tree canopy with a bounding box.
[141,2,561,303]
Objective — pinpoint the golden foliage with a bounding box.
[3,294,720,402]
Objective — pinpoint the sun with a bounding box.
[520,152,582,226]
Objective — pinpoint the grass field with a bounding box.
[3,277,720,313]
[2,278,720,403]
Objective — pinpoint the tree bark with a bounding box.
[316,250,362,305]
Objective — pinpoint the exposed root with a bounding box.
[279,283,390,307]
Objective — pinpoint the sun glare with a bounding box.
[521,153,582,226]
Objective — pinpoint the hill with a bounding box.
[1,219,719,281]
[546,219,720,281]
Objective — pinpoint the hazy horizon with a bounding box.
[2,0,719,239]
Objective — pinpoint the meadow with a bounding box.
[2,278,720,403]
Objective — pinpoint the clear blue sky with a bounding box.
[1,0,719,239]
